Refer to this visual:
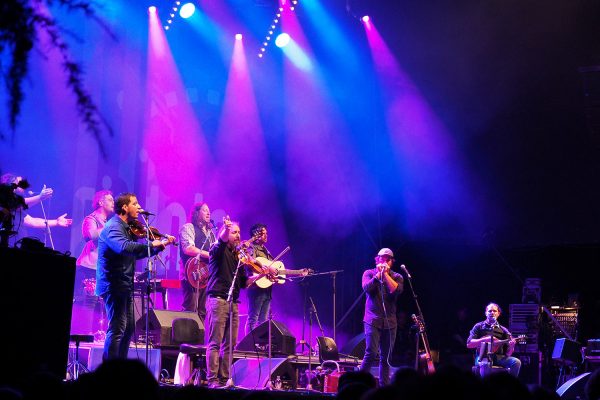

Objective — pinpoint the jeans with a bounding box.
[493,354,522,377]
[245,288,270,335]
[205,296,239,384]
[360,322,397,386]
[102,290,134,360]
[181,279,207,324]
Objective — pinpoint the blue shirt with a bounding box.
[95,215,160,296]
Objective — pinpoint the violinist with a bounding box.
[205,216,248,389]
[96,192,175,360]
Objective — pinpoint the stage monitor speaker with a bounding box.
[340,333,366,359]
[317,336,339,362]
[236,320,296,356]
[231,358,296,389]
[136,309,204,347]
[557,372,591,399]
[552,338,583,365]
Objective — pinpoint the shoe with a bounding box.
[208,382,224,389]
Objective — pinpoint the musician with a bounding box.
[359,248,404,386]
[466,302,521,377]
[75,190,114,299]
[179,202,216,323]
[205,217,248,388]
[244,223,278,334]
[96,192,175,360]
[0,173,72,238]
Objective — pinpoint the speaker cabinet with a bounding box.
[0,248,75,388]
[552,338,583,365]
[231,358,297,389]
[236,320,296,356]
[557,372,591,399]
[136,309,204,347]
[340,333,366,359]
[317,336,339,362]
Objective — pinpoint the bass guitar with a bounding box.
[252,256,313,289]
[411,314,436,375]
[185,255,209,290]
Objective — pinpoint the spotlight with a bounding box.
[361,15,370,23]
[275,33,290,48]
[148,6,157,13]
[235,33,243,40]
[179,3,195,19]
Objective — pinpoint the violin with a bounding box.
[128,219,178,246]
[238,248,264,275]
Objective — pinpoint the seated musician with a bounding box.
[466,302,521,377]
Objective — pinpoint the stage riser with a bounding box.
[69,344,161,380]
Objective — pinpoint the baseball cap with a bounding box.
[377,248,394,258]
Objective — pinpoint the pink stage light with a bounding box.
[148,6,157,13]
[235,33,243,41]
[361,15,370,23]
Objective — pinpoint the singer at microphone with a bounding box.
[359,247,405,386]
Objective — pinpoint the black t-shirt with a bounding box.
[467,320,511,356]
[206,239,248,302]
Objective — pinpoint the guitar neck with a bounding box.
[280,269,306,275]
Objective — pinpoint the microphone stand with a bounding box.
[309,296,326,337]
[38,193,55,250]
[301,270,343,342]
[403,265,428,371]
[140,213,154,367]
[306,300,315,391]
[265,309,274,390]
[224,250,244,389]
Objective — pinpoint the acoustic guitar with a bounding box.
[477,334,527,360]
[252,256,313,289]
[411,314,436,375]
[185,255,209,289]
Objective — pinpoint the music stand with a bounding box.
[66,334,94,380]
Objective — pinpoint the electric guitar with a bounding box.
[411,314,436,375]
[252,256,313,289]
[185,255,209,289]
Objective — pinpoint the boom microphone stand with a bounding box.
[37,185,55,250]
[140,213,154,367]
[225,252,244,388]
[402,264,429,371]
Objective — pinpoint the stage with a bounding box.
[67,340,361,393]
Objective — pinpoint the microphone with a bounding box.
[400,264,412,279]
[139,209,155,216]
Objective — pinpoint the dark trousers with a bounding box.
[360,322,397,386]
[102,290,134,360]
[181,279,207,323]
